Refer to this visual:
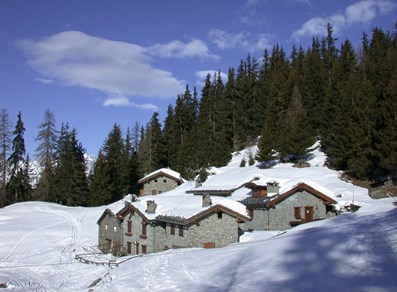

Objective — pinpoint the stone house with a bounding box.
[241,180,337,231]
[137,168,183,196]
[97,192,250,255]
[97,209,123,254]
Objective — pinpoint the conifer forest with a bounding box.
[1,24,396,207]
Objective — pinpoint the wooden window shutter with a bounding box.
[294,207,301,219]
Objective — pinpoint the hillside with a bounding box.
[0,145,396,291]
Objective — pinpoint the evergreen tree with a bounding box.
[88,150,109,206]
[195,74,216,166]
[101,123,125,202]
[302,38,328,134]
[138,113,162,176]
[256,44,290,163]
[34,109,58,201]
[345,71,375,178]
[322,39,357,170]
[7,112,28,204]
[367,27,397,180]
[52,124,88,206]
[161,104,176,168]
[0,109,12,206]
[279,85,313,162]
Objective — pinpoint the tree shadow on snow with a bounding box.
[258,208,397,292]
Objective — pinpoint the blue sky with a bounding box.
[1,0,396,156]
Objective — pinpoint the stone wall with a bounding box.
[121,210,241,255]
[142,175,180,196]
[243,190,335,231]
[188,212,239,248]
[98,214,122,254]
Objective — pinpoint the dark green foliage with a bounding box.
[138,113,162,176]
[52,125,88,206]
[7,112,31,204]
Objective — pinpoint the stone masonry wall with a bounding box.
[243,190,331,231]
[143,175,179,196]
[188,212,239,248]
[98,214,122,253]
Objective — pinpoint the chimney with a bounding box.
[202,194,212,207]
[146,200,157,214]
[267,181,280,194]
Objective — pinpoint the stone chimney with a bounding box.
[202,194,212,207]
[267,181,280,194]
[146,200,157,214]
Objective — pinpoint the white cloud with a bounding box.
[102,94,159,111]
[208,29,272,52]
[16,31,192,106]
[292,0,396,40]
[148,39,220,60]
[103,95,131,107]
[35,78,53,84]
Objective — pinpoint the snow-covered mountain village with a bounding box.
[2,1,397,291]
[1,143,396,291]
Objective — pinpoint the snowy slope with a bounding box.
[0,145,396,291]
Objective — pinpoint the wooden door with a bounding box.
[304,206,314,222]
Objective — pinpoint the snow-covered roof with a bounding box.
[279,178,334,198]
[138,168,183,184]
[129,184,249,222]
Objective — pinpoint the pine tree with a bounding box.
[345,71,374,178]
[279,85,313,163]
[52,125,88,206]
[367,27,397,180]
[34,109,58,201]
[195,74,216,167]
[256,44,290,163]
[88,150,109,206]
[7,112,28,204]
[322,39,357,170]
[302,38,327,135]
[138,113,162,176]
[0,109,12,206]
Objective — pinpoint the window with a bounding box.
[204,242,215,249]
[154,179,158,183]
[105,224,108,230]
[171,224,175,235]
[217,212,223,219]
[179,226,184,237]
[113,226,117,232]
[294,207,302,220]
[142,223,147,236]
[136,242,139,254]
[163,179,167,183]
[126,220,132,235]
[127,241,132,254]
[142,245,147,254]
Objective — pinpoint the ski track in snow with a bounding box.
[0,219,64,263]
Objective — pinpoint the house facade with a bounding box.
[137,168,183,196]
[97,193,250,256]
[97,209,123,254]
[242,182,337,231]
